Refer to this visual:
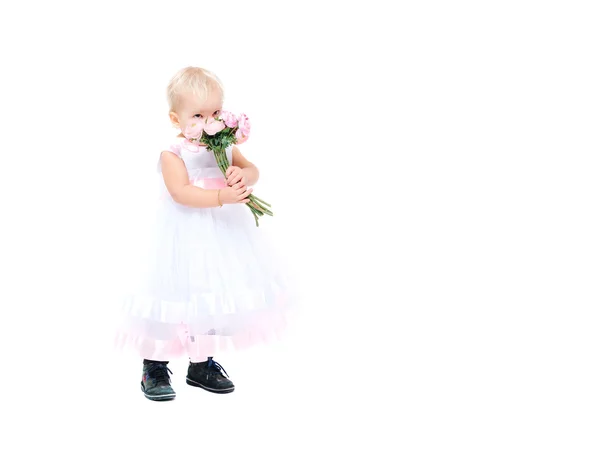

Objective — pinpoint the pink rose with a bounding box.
[203,118,226,136]
[183,120,204,140]
[237,113,251,136]
[219,110,238,128]
[235,130,249,144]
[235,113,251,143]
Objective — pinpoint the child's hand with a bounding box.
[220,182,252,205]
[226,166,246,187]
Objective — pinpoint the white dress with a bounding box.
[114,137,292,361]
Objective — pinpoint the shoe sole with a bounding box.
[185,377,235,394]
[140,385,176,401]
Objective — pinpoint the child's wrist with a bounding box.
[243,167,258,186]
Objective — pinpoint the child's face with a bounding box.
[170,89,223,133]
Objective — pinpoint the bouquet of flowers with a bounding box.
[183,111,273,227]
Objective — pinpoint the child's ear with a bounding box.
[169,111,180,128]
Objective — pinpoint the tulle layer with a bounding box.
[121,286,287,322]
[147,197,288,294]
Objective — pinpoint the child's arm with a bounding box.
[229,145,260,186]
[160,151,251,208]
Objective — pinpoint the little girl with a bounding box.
[115,67,291,401]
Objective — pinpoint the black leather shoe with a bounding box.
[141,361,176,401]
[186,358,235,393]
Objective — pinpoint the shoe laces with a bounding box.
[147,363,173,386]
[207,358,229,378]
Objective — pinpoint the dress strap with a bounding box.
[167,142,182,157]
[157,138,184,173]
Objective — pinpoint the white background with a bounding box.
[1,1,599,453]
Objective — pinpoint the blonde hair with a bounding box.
[167,66,224,112]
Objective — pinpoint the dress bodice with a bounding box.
[158,137,233,186]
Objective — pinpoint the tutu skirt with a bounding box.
[114,173,293,361]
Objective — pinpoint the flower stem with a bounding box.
[248,196,273,216]
[247,199,265,213]
[209,146,272,226]
[250,195,272,208]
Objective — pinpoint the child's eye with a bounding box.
[194,114,203,118]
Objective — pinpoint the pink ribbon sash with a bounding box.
[190,177,228,189]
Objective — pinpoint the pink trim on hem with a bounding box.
[114,312,288,361]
